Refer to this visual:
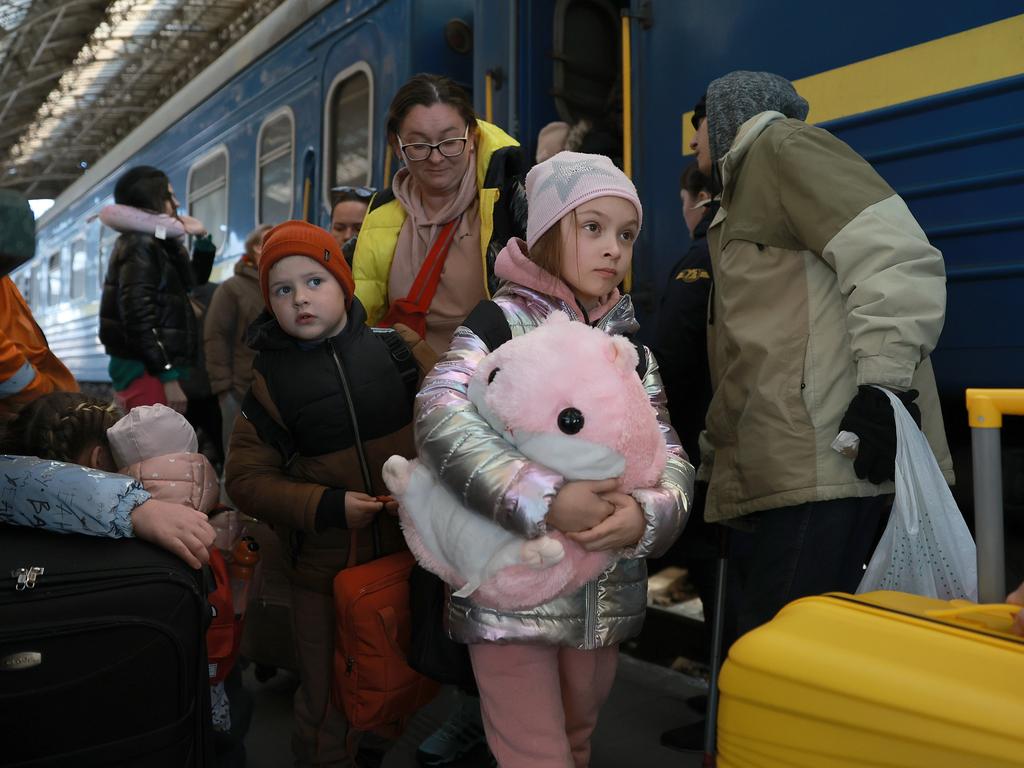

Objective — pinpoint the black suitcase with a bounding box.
[0,525,213,767]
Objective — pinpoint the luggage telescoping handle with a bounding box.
[966,389,1024,603]
[703,525,730,766]
[925,603,1021,621]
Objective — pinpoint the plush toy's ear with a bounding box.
[604,334,639,373]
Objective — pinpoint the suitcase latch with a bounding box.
[11,567,45,591]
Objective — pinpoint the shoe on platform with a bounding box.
[416,694,491,767]
[685,693,708,713]
[659,719,706,753]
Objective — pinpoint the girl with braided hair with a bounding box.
[3,391,122,470]
[0,392,215,568]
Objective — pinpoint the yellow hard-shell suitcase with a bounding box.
[717,590,1024,767]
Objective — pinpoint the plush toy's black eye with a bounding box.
[487,368,500,384]
[557,407,584,435]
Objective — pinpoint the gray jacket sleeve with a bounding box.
[414,325,565,539]
[623,347,694,559]
[777,125,946,389]
[0,455,150,537]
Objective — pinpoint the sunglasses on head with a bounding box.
[331,185,376,202]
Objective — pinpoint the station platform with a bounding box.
[243,651,708,767]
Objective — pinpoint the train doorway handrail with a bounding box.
[966,388,1024,602]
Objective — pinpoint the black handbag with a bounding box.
[407,564,477,692]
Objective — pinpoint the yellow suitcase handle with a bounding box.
[966,388,1024,428]
[925,603,1021,620]
[924,603,1023,638]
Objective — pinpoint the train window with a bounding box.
[47,251,62,306]
[98,225,118,289]
[70,237,87,300]
[325,65,372,193]
[13,270,30,302]
[257,109,294,225]
[30,264,42,308]
[188,148,229,252]
[552,0,621,124]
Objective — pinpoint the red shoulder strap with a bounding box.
[400,217,460,313]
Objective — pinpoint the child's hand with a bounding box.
[1006,581,1024,636]
[130,499,216,569]
[345,492,383,529]
[546,479,618,533]
[162,380,188,414]
[376,495,400,517]
[566,491,645,552]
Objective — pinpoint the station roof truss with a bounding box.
[0,0,288,199]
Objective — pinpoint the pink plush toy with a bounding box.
[383,312,666,611]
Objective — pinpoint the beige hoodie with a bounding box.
[389,159,485,352]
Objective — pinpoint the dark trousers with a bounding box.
[727,495,891,647]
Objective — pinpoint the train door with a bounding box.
[319,22,385,227]
[505,0,628,164]
[501,0,658,309]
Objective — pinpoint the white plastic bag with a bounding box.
[857,387,978,600]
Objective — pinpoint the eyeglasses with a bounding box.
[398,126,469,162]
[330,185,376,203]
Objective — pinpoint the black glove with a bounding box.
[838,386,921,484]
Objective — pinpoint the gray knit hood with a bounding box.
[706,71,809,167]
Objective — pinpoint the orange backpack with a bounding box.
[331,535,439,736]
[206,547,242,685]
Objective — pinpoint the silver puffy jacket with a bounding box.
[414,282,694,649]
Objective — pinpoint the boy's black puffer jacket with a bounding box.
[99,232,198,373]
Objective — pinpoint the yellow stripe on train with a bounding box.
[682,13,1024,155]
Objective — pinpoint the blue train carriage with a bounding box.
[19,0,474,385]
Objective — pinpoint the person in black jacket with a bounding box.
[650,161,722,752]
[99,166,215,413]
[653,162,717,464]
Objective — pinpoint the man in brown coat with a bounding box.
[204,225,270,452]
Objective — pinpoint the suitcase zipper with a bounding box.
[3,616,191,700]
[4,568,200,601]
[10,567,45,591]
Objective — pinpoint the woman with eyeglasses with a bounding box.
[352,74,526,767]
[98,165,216,413]
[352,73,527,355]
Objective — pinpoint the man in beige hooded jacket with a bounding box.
[691,71,954,636]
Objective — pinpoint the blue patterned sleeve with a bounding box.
[0,455,151,538]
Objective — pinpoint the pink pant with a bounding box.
[114,372,166,412]
[469,643,619,768]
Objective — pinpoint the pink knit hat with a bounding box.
[525,151,642,249]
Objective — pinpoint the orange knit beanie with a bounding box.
[259,220,354,309]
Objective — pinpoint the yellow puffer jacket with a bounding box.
[352,120,528,326]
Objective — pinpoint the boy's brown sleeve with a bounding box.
[224,372,326,532]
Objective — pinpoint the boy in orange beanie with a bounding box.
[226,220,433,765]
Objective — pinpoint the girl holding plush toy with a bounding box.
[408,151,694,767]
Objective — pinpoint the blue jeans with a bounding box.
[728,495,891,643]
